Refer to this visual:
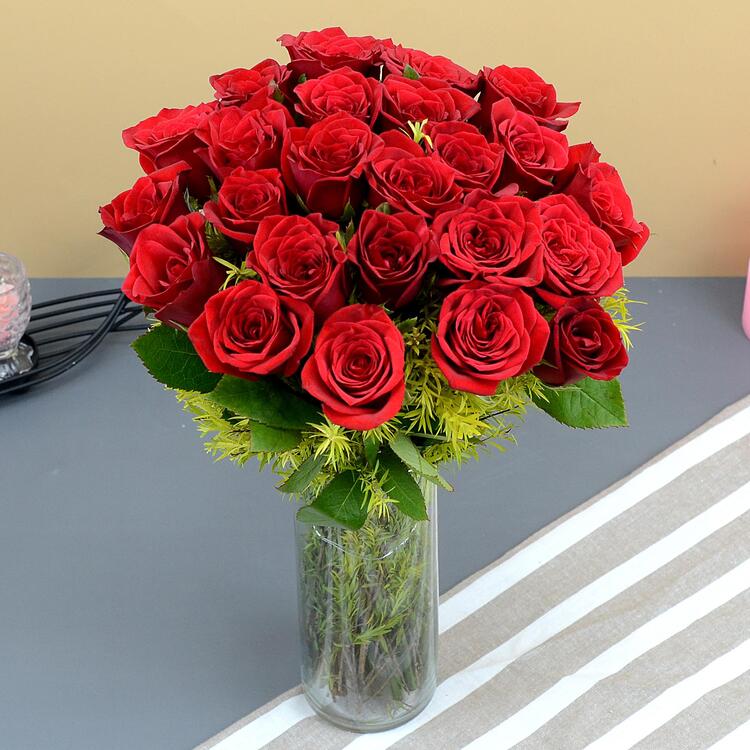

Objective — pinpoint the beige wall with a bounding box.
[1,0,748,277]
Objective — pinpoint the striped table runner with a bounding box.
[197,395,750,750]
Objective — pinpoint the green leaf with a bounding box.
[378,448,428,521]
[279,452,326,493]
[209,376,321,430]
[296,471,367,529]
[248,421,301,452]
[297,73,308,84]
[390,432,449,487]
[183,189,201,212]
[341,201,356,223]
[374,201,392,214]
[403,64,420,80]
[533,378,628,429]
[363,436,380,467]
[132,326,220,393]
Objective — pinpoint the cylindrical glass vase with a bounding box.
[295,481,438,732]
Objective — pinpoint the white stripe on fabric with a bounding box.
[583,638,750,750]
[708,717,750,748]
[343,481,750,750]
[464,560,750,750]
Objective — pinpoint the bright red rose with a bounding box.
[202,167,287,244]
[195,101,291,180]
[534,297,628,386]
[209,59,289,106]
[432,281,549,396]
[248,214,349,322]
[348,209,439,308]
[122,212,225,327]
[367,131,464,218]
[99,161,190,254]
[490,99,569,193]
[188,279,313,380]
[558,143,649,265]
[380,74,480,130]
[301,305,405,430]
[536,194,623,307]
[294,67,383,126]
[382,45,479,92]
[428,121,504,191]
[280,112,381,218]
[434,190,544,287]
[278,27,388,78]
[480,65,579,131]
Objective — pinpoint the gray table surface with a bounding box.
[1,278,749,750]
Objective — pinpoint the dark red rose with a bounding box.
[367,130,464,218]
[99,161,190,254]
[202,167,286,244]
[490,98,569,193]
[188,279,313,380]
[380,74,480,130]
[195,101,291,180]
[480,66,579,131]
[427,121,504,191]
[558,143,649,265]
[536,194,623,307]
[382,45,479,92]
[294,67,382,126]
[209,59,289,106]
[248,214,349,322]
[280,112,381,218]
[122,103,216,196]
[301,304,405,430]
[534,297,628,385]
[348,209,439,308]
[432,281,549,395]
[433,190,544,287]
[278,27,389,78]
[122,212,225,327]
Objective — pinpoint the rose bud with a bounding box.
[348,209,439,309]
[209,59,289,106]
[301,304,405,430]
[203,167,287,245]
[121,212,225,327]
[536,194,624,308]
[382,45,479,92]
[479,65,579,131]
[280,112,381,218]
[99,161,191,254]
[558,143,650,265]
[188,279,313,380]
[434,190,544,287]
[248,214,349,322]
[534,298,628,386]
[432,281,549,396]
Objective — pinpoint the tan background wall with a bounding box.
[1,0,748,277]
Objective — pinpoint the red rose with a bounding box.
[536,194,623,307]
[280,112,381,218]
[367,131,464,218]
[382,45,478,92]
[293,67,382,126]
[99,161,190,254]
[559,143,649,265]
[122,212,225,327]
[480,66,579,131]
[188,280,313,380]
[348,209,438,308]
[432,281,549,395]
[195,101,291,180]
[203,167,287,244]
[278,27,388,78]
[380,74,480,130]
[248,214,349,322]
[490,98,569,193]
[209,59,289,106]
[428,121,504,191]
[433,190,544,287]
[301,305,405,430]
[534,298,628,385]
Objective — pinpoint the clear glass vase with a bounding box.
[295,480,438,732]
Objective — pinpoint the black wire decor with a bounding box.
[0,289,146,397]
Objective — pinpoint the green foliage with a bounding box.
[279,453,326,494]
[296,471,367,529]
[601,288,644,349]
[248,421,302,452]
[406,119,433,149]
[377,448,428,521]
[402,64,420,79]
[534,378,628,428]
